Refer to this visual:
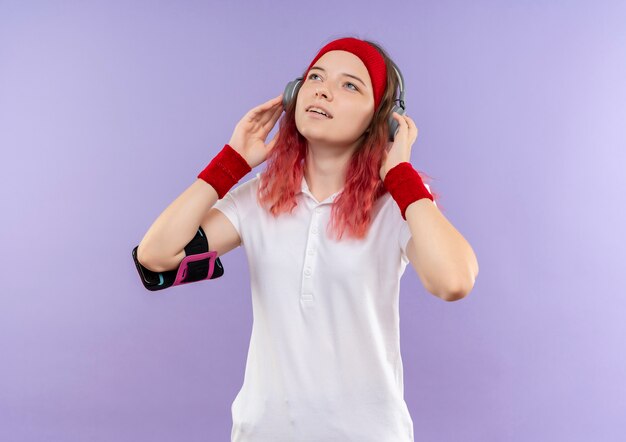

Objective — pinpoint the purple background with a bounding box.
[1,0,625,441]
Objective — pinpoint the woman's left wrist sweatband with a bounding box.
[383,162,434,220]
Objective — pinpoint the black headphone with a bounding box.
[282,59,406,141]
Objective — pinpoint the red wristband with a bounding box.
[383,162,433,220]
[197,144,252,199]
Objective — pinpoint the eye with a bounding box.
[307,73,359,91]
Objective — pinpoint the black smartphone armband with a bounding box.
[131,226,224,291]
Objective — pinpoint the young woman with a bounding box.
[137,36,478,442]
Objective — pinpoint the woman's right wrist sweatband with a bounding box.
[197,144,252,199]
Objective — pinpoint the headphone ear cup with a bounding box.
[283,78,303,111]
[388,105,406,141]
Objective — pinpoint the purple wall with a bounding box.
[1,0,624,440]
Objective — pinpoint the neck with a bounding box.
[303,138,361,198]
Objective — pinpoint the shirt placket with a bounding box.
[300,204,323,306]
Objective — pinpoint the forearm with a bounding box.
[405,198,479,300]
[137,179,218,272]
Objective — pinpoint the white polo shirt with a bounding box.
[213,171,433,442]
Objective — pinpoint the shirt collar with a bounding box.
[298,174,343,204]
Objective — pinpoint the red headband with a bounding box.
[304,37,388,109]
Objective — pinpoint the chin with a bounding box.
[297,122,329,139]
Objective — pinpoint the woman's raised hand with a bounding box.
[228,94,284,169]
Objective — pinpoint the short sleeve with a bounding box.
[213,191,241,241]
[398,221,411,263]
[397,183,436,262]
[212,173,259,246]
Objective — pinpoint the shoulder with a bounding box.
[227,172,261,198]
[214,172,261,215]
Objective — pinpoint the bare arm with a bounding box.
[137,179,219,272]
[137,93,283,273]
[405,198,479,301]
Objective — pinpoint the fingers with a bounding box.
[261,98,284,125]
[261,94,284,111]
[248,94,284,118]
[392,112,417,140]
[392,112,408,138]
[259,94,283,108]
[263,102,284,128]
[248,97,283,136]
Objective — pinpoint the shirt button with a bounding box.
[308,249,315,255]
[315,208,321,213]
[304,268,311,276]
[312,227,318,234]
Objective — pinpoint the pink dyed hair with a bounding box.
[257,37,442,241]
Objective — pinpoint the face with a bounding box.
[295,50,375,147]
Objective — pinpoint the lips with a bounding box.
[306,104,333,118]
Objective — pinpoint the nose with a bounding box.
[315,87,331,100]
